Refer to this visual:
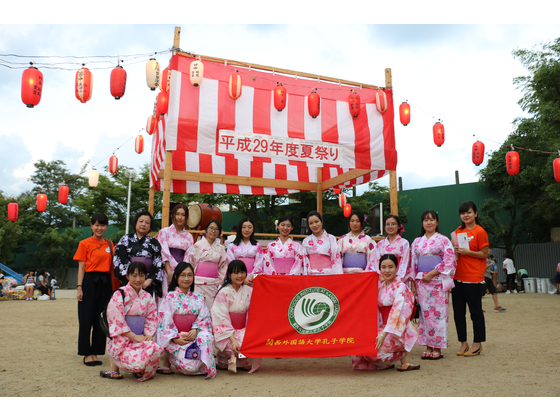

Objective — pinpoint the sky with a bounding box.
[1,6,559,201]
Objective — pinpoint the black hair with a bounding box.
[306,211,323,235]
[385,214,404,235]
[205,219,222,237]
[419,210,441,237]
[379,253,399,270]
[37,269,47,277]
[91,213,109,226]
[489,254,494,259]
[216,260,247,297]
[131,210,155,233]
[127,261,148,276]
[277,215,294,227]
[348,210,365,232]
[458,201,482,228]
[168,262,195,293]
[233,217,257,246]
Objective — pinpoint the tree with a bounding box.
[479,38,560,257]
[30,227,82,287]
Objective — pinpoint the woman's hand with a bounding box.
[376,333,387,350]
[244,275,254,287]
[132,334,147,342]
[173,335,190,346]
[229,336,240,354]
[143,278,154,289]
[182,329,197,343]
[144,335,155,342]
[76,288,83,302]
[422,269,438,283]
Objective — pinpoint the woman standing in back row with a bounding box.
[452,201,489,357]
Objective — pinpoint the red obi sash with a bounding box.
[195,261,219,278]
[309,254,331,270]
[238,257,255,273]
[229,311,247,329]
[173,314,198,332]
[273,258,295,274]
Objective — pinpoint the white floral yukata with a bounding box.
[106,284,164,382]
[156,288,216,379]
[352,277,418,370]
[211,284,262,373]
[410,232,456,349]
[226,241,265,277]
[370,235,411,282]
[338,231,377,274]
[302,230,343,275]
[156,225,194,298]
[188,237,228,310]
[263,238,304,276]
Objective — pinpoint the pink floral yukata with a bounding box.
[188,237,228,311]
[106,283,164,382]
[156,225,194,299]
[370,235,411,284]
[226,241,265,278]
[211,284,262,373]
[302,230,343,275]
[263,238,304,276]
[337,231,377,274]
[410,232,456,349]
[156,289,216,379]
[352,277,418,370]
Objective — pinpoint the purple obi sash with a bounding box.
[238,257,255,274]
[379,306,391,325]
[229,312,247,329]
[309,254,331,270]
[173,314,198,332]
[130,256,153,273]
[417,255,443,273]
[169,247,186,263]
[125,315,145,335]
[343,252,367,269]
[273,258,295,274]
[195,261,219,278]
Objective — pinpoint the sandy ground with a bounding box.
[1,289,559,399]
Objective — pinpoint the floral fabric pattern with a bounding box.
[370,235,411,280]
[302,230,343,275]
[156,225,194,296]
[337,231,377,273]
[113,233,163,282]
[263,238,304,276]
[226,241,265,276]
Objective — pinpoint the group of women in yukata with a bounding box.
[76,199,489,381]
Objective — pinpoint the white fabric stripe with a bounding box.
[263,163,275,181]
[186,152,200,173]
[197,78,219,155]
[270,90,289,137]
[303,95,322,141]
[186,181,200,193]
[213,183,227,194]
[264,187,277,195]
[235,86,254,134]
[287,165,299,181]
[366,103,386,170]
[212,155,226,175]
[165,70,182,151]
[237,157,252,177]
[239,185,252,195]
[335,100,356,168]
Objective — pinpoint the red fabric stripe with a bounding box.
[225,156,240,194]
[274,164,289,195]
[176,76,199,152]
[321,98,338,144]
[287,94,304,139]
[383,91,397,170]
[172,152,186,193]
[199,154,214,193]
[253,88,271,136]
[352,103,371,169]
[250,158,264,195]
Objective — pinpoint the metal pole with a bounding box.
[126,177,132,234]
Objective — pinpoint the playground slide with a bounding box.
[0,263,23,284]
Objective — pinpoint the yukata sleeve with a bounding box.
[192,297,213,334]
[157,229,174,266]
[143,294,160,337]
[263,247,275,275]
[226,243,236,264]
[113,236,130,278]
[289,243,304,276]
[156,295,179,349]
[384,285,414,338]
[330,235,344,275]
[252,244,265,275]
[217,247,228,283]
[366,237,377,272]
[188,243,201,272]
[435,236,456,277]
[211,289,235,351]
[398,241,411,280]
[147,238,164,282]
[183,234,195,264]
[370,245,381,273]
[107,289,129,338]
[410,238,420,280]
[301,239,310,275]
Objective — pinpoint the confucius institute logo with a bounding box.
[288,287,340,334]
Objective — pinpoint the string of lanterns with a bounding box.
[10,50,560,223]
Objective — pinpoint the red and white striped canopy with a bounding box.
[150,54,397,195]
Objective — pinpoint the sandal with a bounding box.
[429,352,444,360]
[421,351,431,360]
[156,367,175,375]
[100,370,123,380]
[397,363,420,372]
[134,372,144,379]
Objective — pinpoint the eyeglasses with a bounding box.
[385,223,398,227]
[207,227,219,232]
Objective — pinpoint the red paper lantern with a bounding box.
[135,135,144,154]
[506,150,520,175]
[160,67,170,92]
[338,193,347,209]
[399,102,410,126]
[274,83,287,111]
[109,154,118,175]
[333,188,341,195]
[21,65,43,108]
[146,115,157,135]
[8,202,18,222]
[348,92,361,118]
[37,193,47,212]
[156,91,169,119]
[308,89,320,118]
[110,65,127,100]
[375,89,388,113]
[58,184,69,204]
[554,158,560,183]
[472,141,485,166]
[433,122,445,147]
[344,203,352,218]
[75,66,93,103]
[229,73,242,100]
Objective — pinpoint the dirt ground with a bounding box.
[1,289,559,400]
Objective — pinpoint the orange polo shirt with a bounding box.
[73,237,113,273]
[454,224,489,283]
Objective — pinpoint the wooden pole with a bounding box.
[316,167,322,214]
[385,68,398,216]
[162,26,181,229]
[148,187,155,216]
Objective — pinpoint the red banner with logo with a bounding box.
[240,272,378,358]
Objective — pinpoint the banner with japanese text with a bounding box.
[241,272,378,358]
